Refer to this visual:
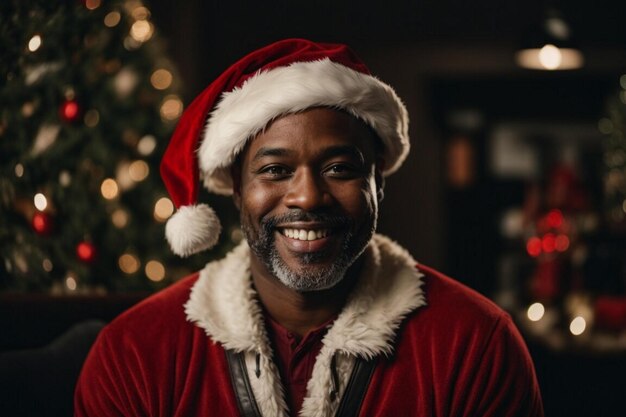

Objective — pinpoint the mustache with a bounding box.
[260,210,351,231]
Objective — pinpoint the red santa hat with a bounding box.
[160,38,410,257]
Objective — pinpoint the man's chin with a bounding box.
[271,260,347,293]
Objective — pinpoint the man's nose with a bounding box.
[283,169,331,211]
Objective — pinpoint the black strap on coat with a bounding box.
[225,349,377,417]
[334,356,377,417]
[225,349,263,417]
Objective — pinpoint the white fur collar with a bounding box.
[185,234,425,417]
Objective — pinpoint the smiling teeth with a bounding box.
[283,229,329,241]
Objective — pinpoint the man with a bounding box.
[75,39,543,416]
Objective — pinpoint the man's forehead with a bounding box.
[241,108,381,159]
[250,144,367,164]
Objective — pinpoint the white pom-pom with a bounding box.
[165,204,222,257]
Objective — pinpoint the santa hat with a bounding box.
[160,38,410,257]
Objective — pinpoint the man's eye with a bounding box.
[325,164,359,178]
[259,165,290,178]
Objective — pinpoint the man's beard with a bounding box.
[242,210,375,292]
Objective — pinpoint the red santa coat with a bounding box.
[75,235,543,416]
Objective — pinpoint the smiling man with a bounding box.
[75,39,544,417]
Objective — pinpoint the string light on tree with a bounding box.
[59,171,71,187]
[22,102,35,117]
[32,124,61,155]
[65,272,78,291]
[130,20,153,43]
[33,193,48,211]
[101,178,119,200]
[131,6,151,21]
[42,258,53,272]
[84,0,102,10]
[116,162,134,190]
[28,35,42,52]
[114,67,139,98]
[104,11,121,27]
[84,109,100,127]
[153,197,174,222]
[160,95,183,121]
[128,160,149,182]
[137,135,157,156]
[145,259,165,282]
[119,253,140,274]
[14,164,24,178]
[150,69,173,90]
[111,209,129,228]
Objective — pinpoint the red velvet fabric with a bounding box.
[360,264,544,417]
[74,274,240,417]
[265,312,333,415]
[74,265,543,416]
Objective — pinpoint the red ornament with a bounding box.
[32,212,53,235]
[59,99,81,122]
[76,241,97,263]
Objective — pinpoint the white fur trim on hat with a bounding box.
[165,204,222,257]
[198,58,410,195]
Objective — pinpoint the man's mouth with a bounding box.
[281,228,330,241]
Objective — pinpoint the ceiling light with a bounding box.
[515,10,584,71]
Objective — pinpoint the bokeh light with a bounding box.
[145,260,165,282]
[569,316,586,336]
[28,35,42,52]
[160,95,183,121]
[153,197,174,222]
[119,253,140,274]
[527,302,545,322]
[128,160,149,182]
[104,11,121,27]
[34,193,47,211]
[111,209,129,228]
[150,69,173,90]
[101,178,119,199]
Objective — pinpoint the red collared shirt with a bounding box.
[264,313,335,416]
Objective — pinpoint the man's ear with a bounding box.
[375,157,385,203]
[231,162,242,210]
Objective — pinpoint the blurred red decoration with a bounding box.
[546,209,563,228]
[526,237,542,257]
[542,233,556,253]
[32,212,53,235]
[594,296,626,331]
[530,258,562,301]
[76,241,96,263]
[59,99,80,122]
[555,234,570,252]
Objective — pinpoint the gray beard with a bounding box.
[242,211,375,292]
[267,231,355,292]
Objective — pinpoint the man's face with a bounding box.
[234,108,383,292]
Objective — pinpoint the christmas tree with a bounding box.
[602,77,626,228]
[0,0,232,293]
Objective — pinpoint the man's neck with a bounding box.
[251,257,363,338]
